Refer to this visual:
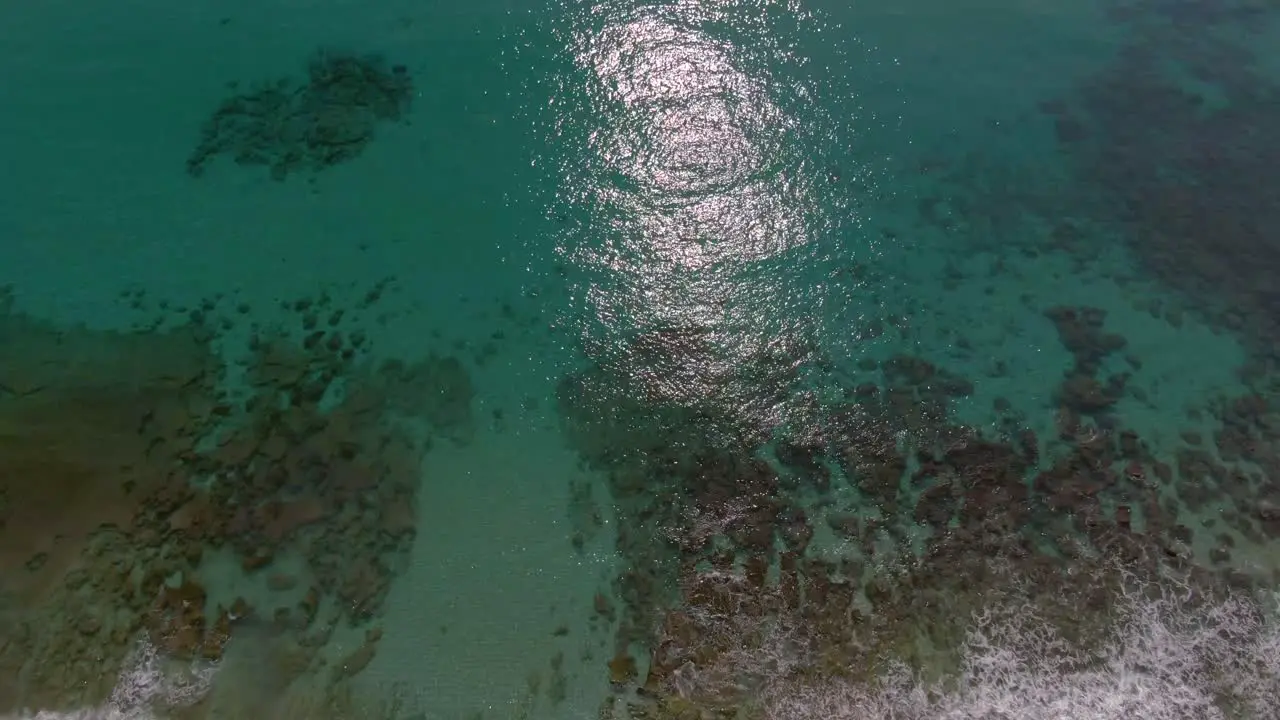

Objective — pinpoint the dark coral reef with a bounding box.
[186,50,414,180]
[0,285,472,714]
[557,298,1280,718]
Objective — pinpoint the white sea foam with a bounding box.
[753,583,1280,719]
[4,710,152,720]
[2,639,215,720]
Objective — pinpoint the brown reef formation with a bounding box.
[556,301,1280,718]
[539,3,1280,715]
[0,285,474,715]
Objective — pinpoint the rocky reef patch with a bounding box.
[554,295,1280,718]
[186,49,414,180]
[0,284,472,717]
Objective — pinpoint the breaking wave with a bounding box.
[3,640,214,720]
[9,579,1280,719]
[650,566,1280,720]
[757,582,1280,720]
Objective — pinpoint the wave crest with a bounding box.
[757,580,1280,720]
[3,639,215,720]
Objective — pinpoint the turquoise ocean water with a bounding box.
[2,0,1280,718]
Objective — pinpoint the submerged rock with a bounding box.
[186,50,414,180]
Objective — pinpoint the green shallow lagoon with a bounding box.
[1,0,1279,718]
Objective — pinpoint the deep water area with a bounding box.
[1,0,1279,718]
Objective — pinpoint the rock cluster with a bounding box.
[1043,305,1133,422]
[186,50,414,180]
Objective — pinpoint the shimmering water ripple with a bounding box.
[537,0,891,438]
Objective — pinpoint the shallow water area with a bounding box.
[2,0,1280,718]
